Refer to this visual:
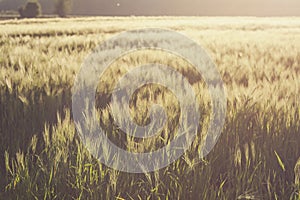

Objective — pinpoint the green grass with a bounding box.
[0,16,300,199]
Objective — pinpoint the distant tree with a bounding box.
[54,0,72,17]
[18,0,42,18]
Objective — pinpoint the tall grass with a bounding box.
[0,17,300,199]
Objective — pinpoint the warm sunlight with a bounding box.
[0,0,299,199]
[1,0,300,16]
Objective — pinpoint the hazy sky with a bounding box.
[0,0,299,16]
[74,0,300,16]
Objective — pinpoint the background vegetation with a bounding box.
[54,0,72,17]
[18,0,42,18]
[0,17,299,199]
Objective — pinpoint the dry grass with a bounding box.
[0,17,300,199]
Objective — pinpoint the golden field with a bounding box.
[0,17,300,199]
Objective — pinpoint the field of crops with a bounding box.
[0,17,300,199]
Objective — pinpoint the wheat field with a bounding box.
[0,17,300,199]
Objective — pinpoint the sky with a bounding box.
[73,0,300,16]
[0,0,299,16]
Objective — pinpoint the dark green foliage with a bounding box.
[54,0,72,17]
[18,1,41,18]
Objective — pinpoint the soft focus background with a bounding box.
[0,0,300,16]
